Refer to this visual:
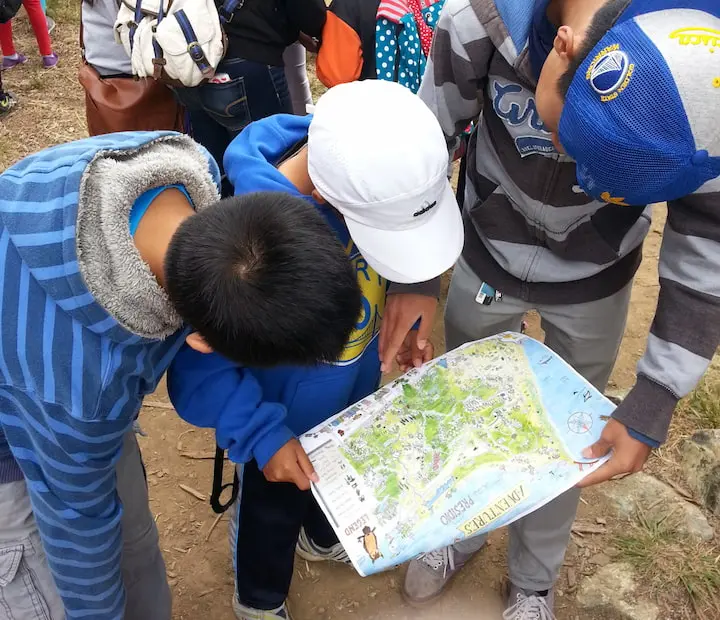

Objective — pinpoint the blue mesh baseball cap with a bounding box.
[559,0,720,206]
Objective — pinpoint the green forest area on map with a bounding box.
[339,340,573,520]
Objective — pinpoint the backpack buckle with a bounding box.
[187,42,213,76]
[217,6,233,23]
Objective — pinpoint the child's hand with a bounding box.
[263,439,319,491]
[395,334,435,373]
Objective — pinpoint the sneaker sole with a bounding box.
[295,544,350,564]
[295,544,325,562]
[232,597,294,620]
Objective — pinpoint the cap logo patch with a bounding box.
[413,201,437,217]
[669,27,720,51]
[586,44,634,102]
[600,191,629,206]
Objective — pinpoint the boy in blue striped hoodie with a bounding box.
[167,80,465,620]
[0,130,370,620]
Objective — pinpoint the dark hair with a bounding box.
[165,192,362,366]
[557,0,631,97]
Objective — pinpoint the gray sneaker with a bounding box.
[402,544,479,606]
[295,527,351,564]
[503,585,556,620]
[232,596,292,620]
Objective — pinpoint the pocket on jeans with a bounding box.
[0,538,53,620]
[198,76,251,132]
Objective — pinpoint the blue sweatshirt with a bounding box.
[0,131,221,619]
[168,115,387,468]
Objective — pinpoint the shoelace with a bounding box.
[419,545,456,577]
[502,592,556,620]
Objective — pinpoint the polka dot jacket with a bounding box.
[375,0,446,94]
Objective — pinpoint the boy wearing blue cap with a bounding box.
[378,0,720,617]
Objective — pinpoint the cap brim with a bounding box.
[344,182,464,284]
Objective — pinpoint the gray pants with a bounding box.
[447,257,632,591]
[282,42,312,115]
[0,432,170,620]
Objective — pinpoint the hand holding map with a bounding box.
[299,332,613,576]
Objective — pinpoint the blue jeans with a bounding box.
[176,58,292,196]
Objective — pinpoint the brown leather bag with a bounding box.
[79,62,186,136]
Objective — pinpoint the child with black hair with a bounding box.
[0,132,361,620]
[167,79,464,620]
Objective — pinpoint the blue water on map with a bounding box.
[520,337,615,459]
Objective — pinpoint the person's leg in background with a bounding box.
[116,430,172,620]
[229,461,310,619]
[174,84,235,194]
[503,282,633,601]
[403,256,530,605]
[283,42,312,115]
[0,0,56,69]
[0,18,21,67]
[40,0,55,35]
[23,0,54,62]
[0,479,65,619]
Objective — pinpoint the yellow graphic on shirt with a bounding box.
[669,27,720,50]
[337,239,387,364]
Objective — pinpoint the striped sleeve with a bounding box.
[613,186,720,443]
[0,398,128,620]
[417,0,492,150]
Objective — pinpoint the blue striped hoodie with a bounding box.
[0,131,220,619]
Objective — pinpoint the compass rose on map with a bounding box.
[567,412,593,434]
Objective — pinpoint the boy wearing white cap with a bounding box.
[379,0,720,617]
[166,79,463,620]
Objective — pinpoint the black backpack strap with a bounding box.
[210,444,239,514]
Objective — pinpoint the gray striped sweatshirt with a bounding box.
[417,0,720,443]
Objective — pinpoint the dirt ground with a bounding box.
[0,7,715,620]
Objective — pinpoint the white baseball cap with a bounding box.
[307,80,464,284]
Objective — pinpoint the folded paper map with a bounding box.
[299,332,613,576]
